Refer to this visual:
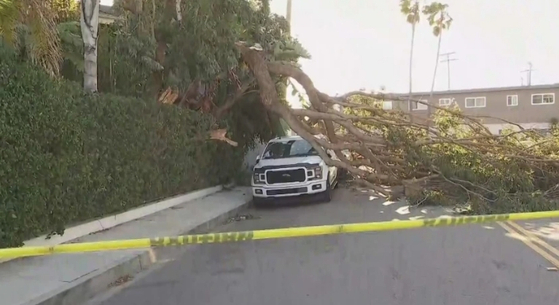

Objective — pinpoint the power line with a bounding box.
[439,52,458,90]
[521,62,535,86]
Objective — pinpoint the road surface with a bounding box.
[90,187,559,305]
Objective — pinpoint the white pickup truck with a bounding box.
[251,135,338,206]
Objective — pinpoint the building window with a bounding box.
[531,93,555,105]
[374,101,392,110]
[506,95,518,106]
[411,100,428,111]
[439,98,452,106]
[465,97,486,108]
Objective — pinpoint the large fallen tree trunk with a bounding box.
[236,41,559,213]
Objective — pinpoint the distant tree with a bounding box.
[399,0,421,113]
[423,2,453,125]
[52,0,80,23]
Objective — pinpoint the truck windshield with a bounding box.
[262,139,318,159]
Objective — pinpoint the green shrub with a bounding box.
[0,49,243,247]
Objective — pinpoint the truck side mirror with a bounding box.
[255,155,260,164]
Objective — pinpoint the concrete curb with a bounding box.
[0,185,223,266]
[27,252,151,305]
[23,185,224,247]
[24,194,252,305]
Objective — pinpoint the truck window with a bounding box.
[262,139,318,159]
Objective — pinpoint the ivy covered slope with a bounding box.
[0,48,241,248]
[0,0,309,247]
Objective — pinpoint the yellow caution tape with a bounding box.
[2,209,559,258]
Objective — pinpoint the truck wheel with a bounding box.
[253,197,266,208]
[322,175,332,203]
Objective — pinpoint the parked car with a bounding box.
[251,135,338,206]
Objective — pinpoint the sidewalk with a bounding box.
[0,187,252,305]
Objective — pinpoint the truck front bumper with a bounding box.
[252,180,328,198]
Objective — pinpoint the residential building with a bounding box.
[100,5,118,25]
[386,84,559,134]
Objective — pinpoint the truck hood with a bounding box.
[255,156,322,169]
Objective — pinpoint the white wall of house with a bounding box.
[484,122,551,135]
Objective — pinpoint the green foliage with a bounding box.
[0,0,63,76]
[273,38,311,62]
[399,0,421,25]
[0,1,305,248]
[77,0,308,149]
[422,2,453,36]
[414,110,559,214]
[0,48,243,247]
[0,0,21,46]
[341,95,559,214]
[399,1,452,37]
[51,0,79,23]
[58,21,83,73]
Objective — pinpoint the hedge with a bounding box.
[0,49,243,247]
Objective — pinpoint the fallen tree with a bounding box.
[235,41,559,214]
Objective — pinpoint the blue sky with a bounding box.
[101,0,559,96]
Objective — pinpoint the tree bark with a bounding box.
[80,0,100,93]
[175,0,182,22]
[152,0,180,96]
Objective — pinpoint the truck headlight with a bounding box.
[313,166,323,179]
[253,173,264,184]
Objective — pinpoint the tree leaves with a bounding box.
[0,0,63,76]
[422,2,453,37]
[399,1,452,36]
[70,0,304,148]
[399,0,420,25]
[58,21,84,71]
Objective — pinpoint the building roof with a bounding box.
[99,5,115,15]
[389,83,559,97]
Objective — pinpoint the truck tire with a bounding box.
[322,174,332,203]
[253,197,266,208]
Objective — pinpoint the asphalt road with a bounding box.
[90,187,559,305]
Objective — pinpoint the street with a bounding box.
[90,187,559,305]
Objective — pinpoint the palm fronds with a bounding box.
[0,0,63,76]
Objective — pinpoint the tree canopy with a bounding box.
[27,0,309,151]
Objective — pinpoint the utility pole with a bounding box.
[439,52,457,90]
[286,0,292,35]
[521,62,535,86]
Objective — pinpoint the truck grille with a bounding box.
[267,187,307,196]
[266,169,306,184]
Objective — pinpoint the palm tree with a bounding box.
[0,0,63,76]
[423,2,453,125]
[399,0,421,113]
